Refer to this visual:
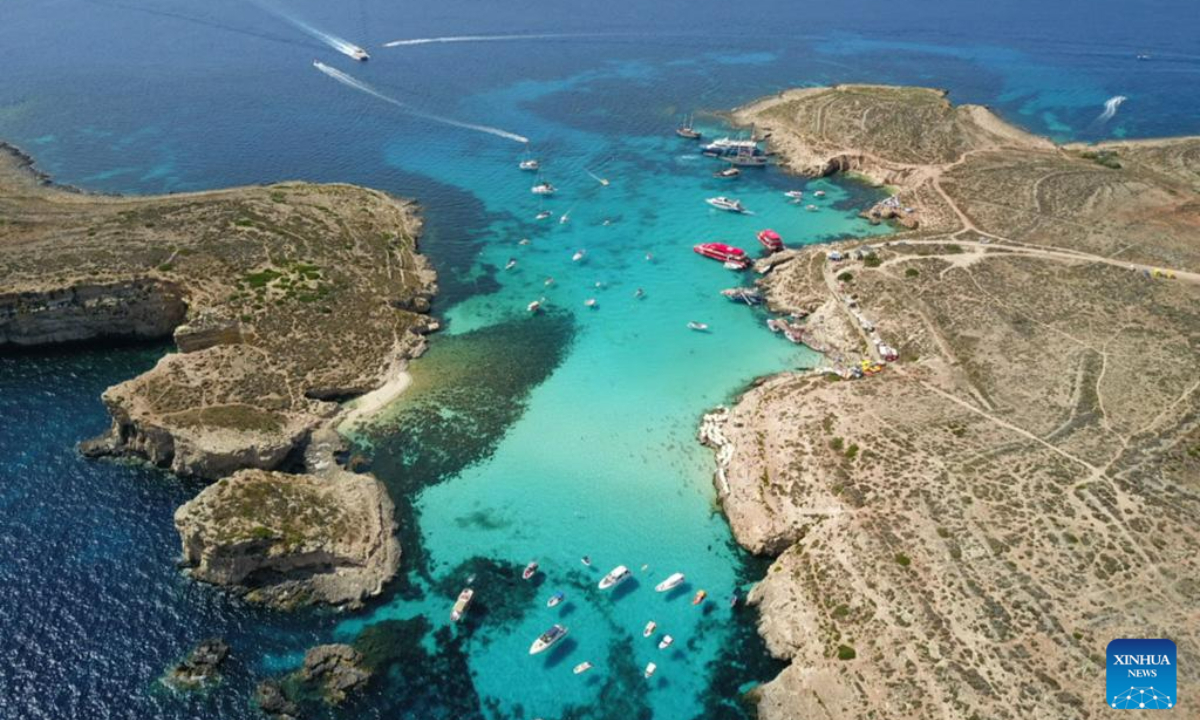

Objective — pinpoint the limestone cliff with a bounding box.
[715,86,1200,719]
[175,469,400,609]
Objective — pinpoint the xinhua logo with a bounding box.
[1107,639,1177,710]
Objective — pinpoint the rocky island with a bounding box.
[710,86,1200,718]
[0,143,435,608]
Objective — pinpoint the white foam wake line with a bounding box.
[1098,95,1128,122]
[250,0,362,59]
[383,33,589,48]
[313,62,528,144]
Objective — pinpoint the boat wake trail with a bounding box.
[312,62,529,144]
[383,33,594,48]
[1097,95,1128,122]
[251,0,364,60]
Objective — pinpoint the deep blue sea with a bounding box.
[2,1,1198,718]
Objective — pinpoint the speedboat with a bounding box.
[572,250,586,262]
[529,624,568,655]
[643,621,657,638]
[523,561,539,580]
[687,321,709,332]
[784,190,804,200]
[714,167,740,179]
[658,635,673,650]
[706,196,747,213]
[757,229,784,252]
[527,300,542,313]
[694,242,748,267]
[598,565,631,590]
[349,46,370,62]
[547,591,565,608]
[644,662,657,679]
[813,190,826,198]
[654,573,685,593]
[535,210,553,220]
[519,159,540,171]
[450,588,474,622]
[573,661,594,675]
[532,182,556,195]
[692,590,707,606]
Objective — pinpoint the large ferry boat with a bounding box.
[694,242,748,267]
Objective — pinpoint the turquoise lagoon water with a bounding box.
[2,0,1198,717]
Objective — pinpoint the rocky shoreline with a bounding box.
[0,141,437,609]
[709,85,1200,719]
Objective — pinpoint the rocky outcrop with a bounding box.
[174,468,400,609]
[255,680,300,719]
[162,638,230,691]
[0,280,187,346]
[298,644,371,704]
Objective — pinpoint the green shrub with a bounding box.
[905,267,920,278]
[863,255,882,268]
[895,553,912,567]
[837,271,854,283]
[837,645,857,661]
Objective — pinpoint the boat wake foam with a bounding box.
[251,0,363,60]
[383,33,589,48]
[312,62,529,144]
[1097,95,1128,122]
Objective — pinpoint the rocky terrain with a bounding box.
[0,143,435,607]
[162,638,230,691]
[256,644,372,718]
[711,86,1200,719]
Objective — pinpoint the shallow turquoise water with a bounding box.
[2,0,1197,717]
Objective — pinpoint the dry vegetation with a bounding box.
[716,86,1200,719]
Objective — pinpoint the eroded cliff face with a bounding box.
[175,468,401,609]
[1,143,436,607]
[0,280,187,345]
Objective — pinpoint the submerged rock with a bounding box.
[174,468,400,610]
[162,638,230,691]
[255,679,300,719]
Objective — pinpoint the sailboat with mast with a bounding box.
[676,113,702,140]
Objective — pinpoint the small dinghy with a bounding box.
[658,635,673,650]
[643,621,657,638]
[529,624,568,655]
[536,210,553,220]
[450,588,474,623]
[527,300,542,313]
[813,190,826,198]
[505,259,517,270]
[518,238,531,246]
[598,565,631,590]
[572,250,586,262]
[584,298,598,308]
[547,591,565,608]
[581,556,591,566]
[714,167,740,179]
[573,661,593,675]
[532,182,556,196]
[687,322,709,332]
[655,572,685,593]
[522,561,539,580]
[805,204,818,212]
[519,159,540,172]
[692,590,707,606]
[644,662,657,679]
[784,190,804,200]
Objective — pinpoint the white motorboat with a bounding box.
[572,250,586,262]
[813,190,826,198]
[450,588,474,622]
[584,298,597,308]
[784,190,804,200]
[654,572,685,592]
[505,259,517,270]
[527,300,541,313]
[349,46,370,62]
[518,238,531,246]
[519,159,540,171]
[529,624,568,655]
[532,182,556,195]
[687,322,709,332]
[535,210,553,220]
[642,621,657,638]
[658,635,673,650]
[806,204,818,211]
[706,196,747,213]
[573,661,594,675]
[598,565,631,590]
[644,662,657,678]
[547,591,565,608]
[522,561,539,579]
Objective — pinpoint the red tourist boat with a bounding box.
[693,242,748,268]
[757,229,784,252]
